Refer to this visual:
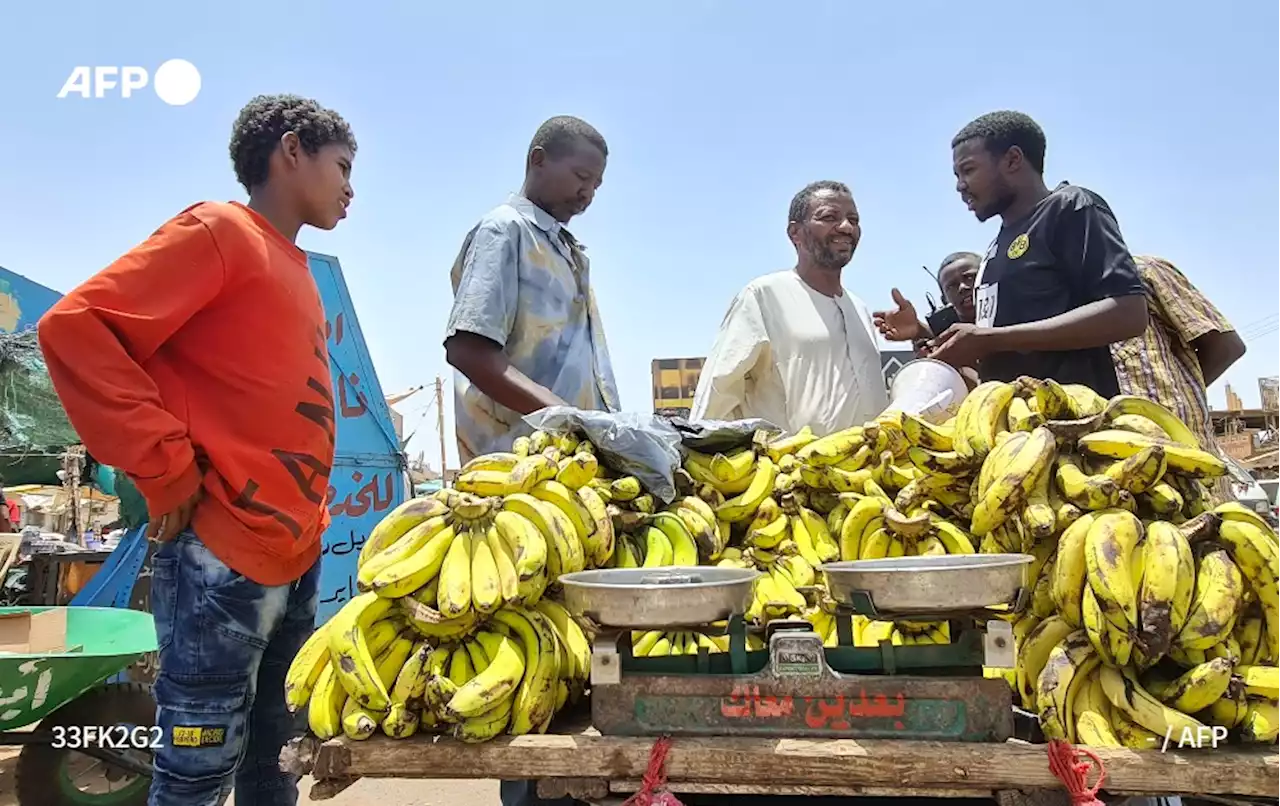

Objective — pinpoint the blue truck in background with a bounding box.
[0,256,407,625]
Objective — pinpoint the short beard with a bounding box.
[981,184,1019,221]
[802,232,853,271]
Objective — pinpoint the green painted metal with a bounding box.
[0,607,156,730]
[596,617,1013,741]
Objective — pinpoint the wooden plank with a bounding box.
[608,781,995,798]
[286,733,1279,798]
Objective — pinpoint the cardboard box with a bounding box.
[0,608,67,654]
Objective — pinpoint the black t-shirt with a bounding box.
[973,183,1144,396]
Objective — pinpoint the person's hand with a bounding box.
[146,487,203,543]
[873,288,927,342]
[927,322,998,369]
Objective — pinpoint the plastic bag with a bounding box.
[523,407,684,504]
[664,415,782,454]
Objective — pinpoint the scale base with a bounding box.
[591,623,1013,742]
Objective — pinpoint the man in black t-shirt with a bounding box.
[927,110,1148,396]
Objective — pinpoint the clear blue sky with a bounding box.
[3,1,1277,469]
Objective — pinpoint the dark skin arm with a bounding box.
[1193,329,1246,385]
[445,332,568,414]
[930,295,1148,369]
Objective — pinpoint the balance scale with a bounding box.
[559,554,1032,743]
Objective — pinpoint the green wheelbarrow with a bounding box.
[0,606,158,806]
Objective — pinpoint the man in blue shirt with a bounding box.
[445,115,619,466]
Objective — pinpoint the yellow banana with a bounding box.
[1174,548,1244,651]
[797,425,869,466]
[326,593,397,711]
[1055,454,1121,511]
[1239,698,1280,743]
[358,514,452,589]
[1035,630,1099,743]
[1007,396,1045,433]
[359,497,450,568]
[1137,520,1194,657]
[367,523,458,599]
[284,622,331,712]
[716,456,778,523]
[470,527,503,614]
[445,632,526,720]
[1078,430,1226,479]
[650,512,700,565]
[971,426,1057,537]
[1210,519,1280,646]
[710,449,757,483]
[1102,395,1202,448]
[1017,615,1075,711]
[641,525,674,567]
[1051,512,1097,629]
[1099,664,1207,739]
[306,664,344,739]
[956,381,1016,459]
[1237,665,1280,699]
[506,453,560,492]
[576,485,616,568]
[900,414,954,451]
[765,425,818,462]
[1100,445,1168,495]
[1083,510,1142,632]
[556,452,599,489]
[505,493,584,576]
[437,524,474,619]
[531,479,596,550]
[609,476,644,501]
[493,510,548,583]
[1158,658,1234,714]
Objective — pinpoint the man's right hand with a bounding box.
[873,288,928,342]
[146,487,203,543]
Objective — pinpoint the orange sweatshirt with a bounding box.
[38,201,335,585]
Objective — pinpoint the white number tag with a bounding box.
[974,283,999,328]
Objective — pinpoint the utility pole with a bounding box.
[435,376,448,487]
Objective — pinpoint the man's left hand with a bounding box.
[927,322,998,369]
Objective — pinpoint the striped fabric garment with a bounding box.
[1109,255,1237,502]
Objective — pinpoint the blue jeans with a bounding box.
[149,530,320,806]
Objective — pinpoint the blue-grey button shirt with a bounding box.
[446,194,619,462]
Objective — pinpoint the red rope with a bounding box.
[622,736,682,806]
[1047,739,1107,806]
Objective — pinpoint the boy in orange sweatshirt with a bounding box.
[38,94,356,806]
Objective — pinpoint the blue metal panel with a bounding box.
[306,252,408,624]
[0,266,63,333]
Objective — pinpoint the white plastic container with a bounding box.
[887,358,968,424]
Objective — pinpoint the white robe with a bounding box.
[691,270,888,436]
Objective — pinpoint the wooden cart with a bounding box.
[281,713,1279,805]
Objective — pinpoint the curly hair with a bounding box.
[529,116,608,161]
[229,94,357,191]
[788,180,852,223]
[951,111,1046,174]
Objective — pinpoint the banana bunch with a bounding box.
[453,429,621,572]
[286,591,593,743]
[606,493,729,569]
[954,380,1279,747]
[631,629,753,656]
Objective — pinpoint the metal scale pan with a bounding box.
[558,567,760,629]
[822,553,1034,620]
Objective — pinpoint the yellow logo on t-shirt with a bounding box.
[1007,233,1030,259]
